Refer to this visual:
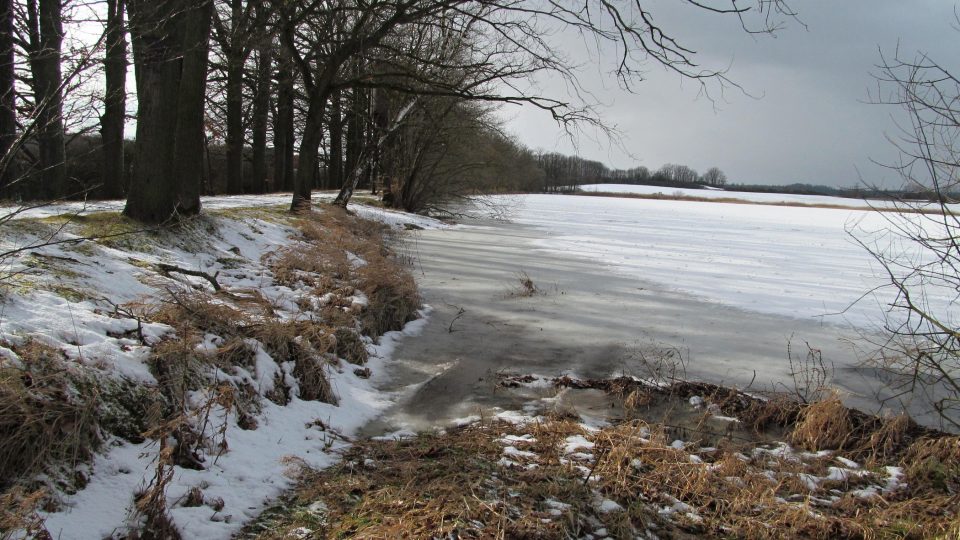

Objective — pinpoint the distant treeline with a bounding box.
[536,152,959,203]
[537,152,727,192]
[727,183,960,203]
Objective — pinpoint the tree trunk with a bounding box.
[344,87,362,184]
[223,0,244,194]
[125,0,213,223]
[250,40,270,194]
[328,89,342,190]
[173,0,213,213]
[101,0,126,199]
[26,0,66,199]
[273,45,294,193]
[291,91,326,210]
[225,55,244,193]
[0,0,17,190]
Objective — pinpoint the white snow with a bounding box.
[503,446,538,459]
[562,435,595,454]
[579,183,958,211]
[494,193,958,329]
[596,498,623,513]
[0,192,451,231]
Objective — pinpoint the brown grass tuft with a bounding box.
[902,436,960,495]
[0,340,100,492]
[149,337,208,411]
[505,270,540,298]
[0,487,49,540]
[292,356,337,405]
[788,393,853,450]
[356,259,420,336]
[333,328,368,365]
[151,289,249,338]
[270,208,421,339]
[859,412,913,464]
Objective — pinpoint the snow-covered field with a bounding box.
[498,193,956,330]
[579,183,958,211]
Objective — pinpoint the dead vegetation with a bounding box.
[504,269,556,299]
[271,207,421,336]
[0,340,100,494]
[244,383,960,540]
[0,487,49,540]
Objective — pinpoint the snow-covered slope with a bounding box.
[0,202,444,539]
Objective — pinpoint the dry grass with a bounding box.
[505,270,541,298]
[242,420,608,539]
[0,487,49,540]
[244,408,960,540]
[356,259,420,336]
[789,392,854,450]
[0,340,100,493]
[333,327,368,365]
[270,207,421,337]
[149,289,250,337]
[902,436,960,495]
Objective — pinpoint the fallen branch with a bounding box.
[156,263,222,292]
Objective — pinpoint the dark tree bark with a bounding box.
[125,0,213,223]
[101,0,127,199]
[250,37,271,194]
[273,43,294,193]
[292,91,327,210]
[344,87,362,185]
[0,0,17,189]
[25,0,66,199]
[173,1,213,214]
[327,89,342,190]
[223,0,244,194]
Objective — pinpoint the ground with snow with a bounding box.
[0,199,444,539]
[244,374,955,539]
[2,190,957,537]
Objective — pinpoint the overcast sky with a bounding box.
[499,1,960,188]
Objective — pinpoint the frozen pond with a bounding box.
[367,194,950,433]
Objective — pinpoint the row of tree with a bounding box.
[0,0,792,223]
[538,152,728,192]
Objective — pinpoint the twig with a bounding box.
[448,305,466,333]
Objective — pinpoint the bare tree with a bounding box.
[702,166,727,187]
[276,0,795,212]
[0,0,16,190]
[857,45,960,430]
[210,0,260,194]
